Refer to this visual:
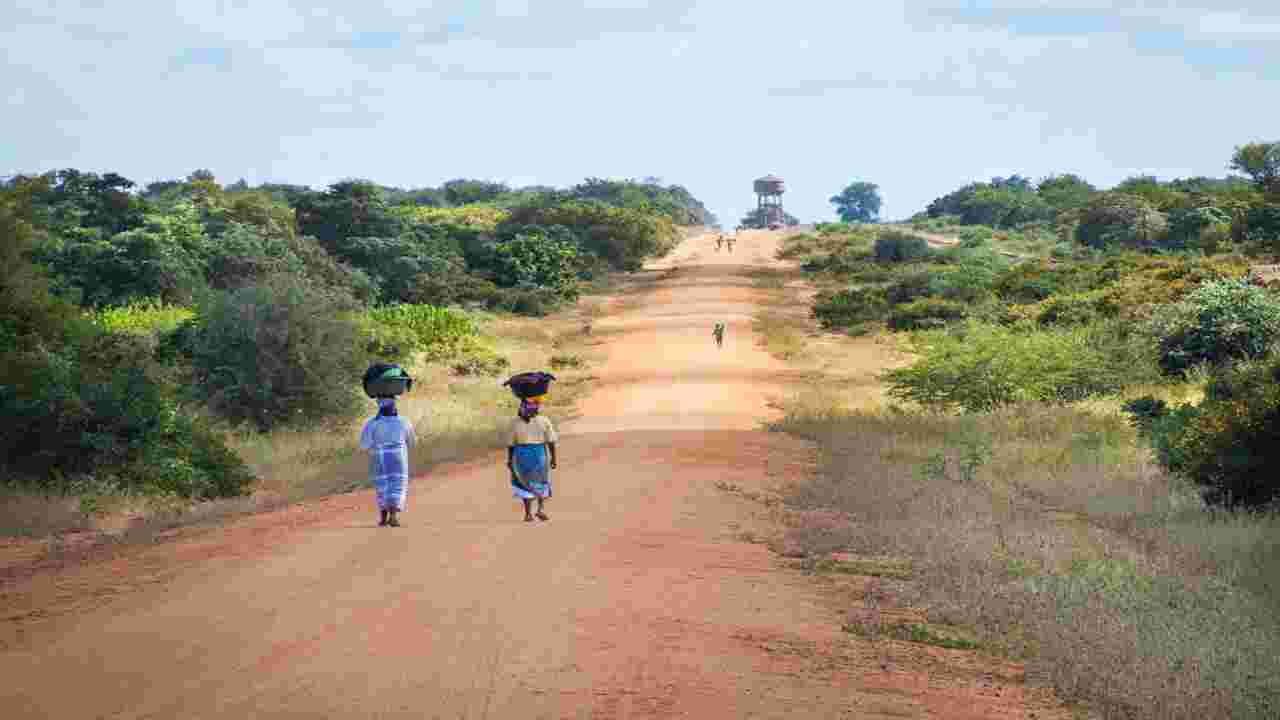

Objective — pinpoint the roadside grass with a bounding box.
[0,491,91,539]
[773,402,1280,720]
[843,619,981,651]
[752,310,809,362]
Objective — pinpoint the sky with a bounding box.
[4,1,1279,223]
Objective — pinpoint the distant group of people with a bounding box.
[714,234,735,253]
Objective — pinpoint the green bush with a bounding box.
[189,274,367,431]
[2,187,253,499]
[407,272,501,308]
[89,298,195,337]
[355,314,418,364]
[958,226,993,248]
[37,202,215,308]
[364,303,477,360]
[874,230,931,263]
[887,298,968,330]
[488,286,564,316]
[883,321,1127,412]
[993,262,1063,303]
[928,249,1006,303]
[451,346,510,376]
[492,226,581,300]
[885,272,935,305]
[1075,193,1169,250]
[502,200,679,272]
[1149,280,1280,376]
[812,287,887,330]
[1,332,253,498]
[1143,360,1280,508]
[802,246,873,274]
[1034,290,1112,326]
[1165,206,1233,252]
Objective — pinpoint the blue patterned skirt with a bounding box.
[511,444,551,499]
[370,444,409,510]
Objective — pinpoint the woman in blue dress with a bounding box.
[507,397,558,522]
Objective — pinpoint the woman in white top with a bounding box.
[359,397,417,527]
[508,397,558,522]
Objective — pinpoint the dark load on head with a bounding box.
[503,371,556,400]
[363,363,414,398]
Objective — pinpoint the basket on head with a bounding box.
[503,371,556,400]
[363,363,414,398]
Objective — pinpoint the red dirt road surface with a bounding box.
[0,231,1069,719]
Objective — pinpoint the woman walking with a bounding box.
[509,397,558,522]
[360,396,417,527]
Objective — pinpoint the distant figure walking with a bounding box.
[715,235,724,252]
[726,236,735,253]
[713,322,725,349]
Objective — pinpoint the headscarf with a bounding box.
[518,398,541,421]
[377,397,398,417]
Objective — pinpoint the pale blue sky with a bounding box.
[4,1,1278,222]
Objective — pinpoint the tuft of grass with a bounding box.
[549,353,584,369]
[805,555,914,579]
[752,310,809,361]
[844,621,981,651]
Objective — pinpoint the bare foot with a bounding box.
[536,511,549,521]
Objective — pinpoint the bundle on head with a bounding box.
[363,363,414,398]
[503,371,556,401]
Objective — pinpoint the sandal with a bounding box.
[536,511,549,521]
[524,516,535,522]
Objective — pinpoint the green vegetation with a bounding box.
[829,180,882,223]
[780,140,1280,718]
[1,169,710,519]
[1148,280,1280,376]
[789,142,1280,512]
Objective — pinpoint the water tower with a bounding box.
[753,174,786,228]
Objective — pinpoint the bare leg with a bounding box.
[522,498,534,522]
[536,498,549,521]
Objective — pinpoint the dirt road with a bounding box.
[0,231,1060,719]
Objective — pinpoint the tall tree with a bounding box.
[1231,142,1280,196]
[1036,174,1096,211]
[442,179,511,206]
[829,181,882,223]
